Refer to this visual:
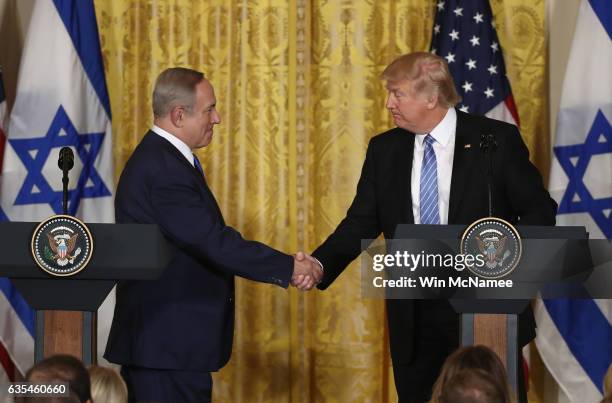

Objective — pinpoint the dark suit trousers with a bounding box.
[393,300,460,403]
[121,366,212,403]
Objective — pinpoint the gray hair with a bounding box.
[152,67,205,118]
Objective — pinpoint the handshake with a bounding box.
[291,252,323,291]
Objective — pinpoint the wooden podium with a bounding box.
[0,221,170,365]
[393,223,588,400]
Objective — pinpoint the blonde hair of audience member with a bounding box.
[88,365,128,403]
[429,345,512,403]
[439,369,508,403]
[604,363,612,397]
[381,51,461,108]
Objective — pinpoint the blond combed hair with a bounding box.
[381,52,461,108]
[88,366,128,403]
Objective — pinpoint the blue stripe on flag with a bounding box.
[51,0,111,118]
[543,299,612,393]
[0,278,35,338]
[588,0,612,40]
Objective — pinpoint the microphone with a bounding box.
[479,133,497,152]
[58,147,74,172]
[480,134,497,217]
[58,147,74,215]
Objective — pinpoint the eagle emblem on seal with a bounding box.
[45,231,82,266]
[476,234,511,269]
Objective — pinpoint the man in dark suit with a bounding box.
[306,52,557,402]
[104,67,322,403]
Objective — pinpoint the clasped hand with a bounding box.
[291,252,323,291]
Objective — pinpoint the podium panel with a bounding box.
[392,223,588,399]
[0,222,170,365]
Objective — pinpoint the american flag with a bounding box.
[430,0,519,126]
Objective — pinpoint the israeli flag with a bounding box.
[536,0,612,401]
[0,0,114,371]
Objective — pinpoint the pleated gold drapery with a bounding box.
[94,1,547,401]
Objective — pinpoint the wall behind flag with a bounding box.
[0,0,575,402]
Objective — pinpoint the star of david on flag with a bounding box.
[554,110,612,238]
[9,106,110,216]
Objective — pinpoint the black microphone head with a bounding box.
[479,134,498,151]
[479,134,489,150]
[58,147,74,171]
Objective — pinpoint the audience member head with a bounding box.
[88,365,128,403]
[25,354,91,403]
[439,369,507,403]
[429,345,511,403]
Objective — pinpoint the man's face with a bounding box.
[385,79,432,133]
[183,79,221,149]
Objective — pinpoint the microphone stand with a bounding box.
[480,134,497,217]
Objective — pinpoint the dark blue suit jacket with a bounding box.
[104,131,293,371]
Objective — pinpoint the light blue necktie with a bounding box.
[420,134,440,224]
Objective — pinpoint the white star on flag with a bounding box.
[437,1,445,11]
[430,0,520,124]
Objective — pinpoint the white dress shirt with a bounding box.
[411,108,457,224]
[151,125,195,167]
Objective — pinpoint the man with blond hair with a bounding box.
[306,52,556,402]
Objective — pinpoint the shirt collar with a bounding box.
[415,107,457,147]
[151,125,194,167]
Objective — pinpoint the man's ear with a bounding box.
[426,92,439,109]
[169,106,184,128]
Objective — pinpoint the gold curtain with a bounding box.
[94,1,547,401]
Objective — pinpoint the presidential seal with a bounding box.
[460,217,522,279]
[31,215,94,277]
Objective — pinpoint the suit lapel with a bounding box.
[152,132,225,222]
[448,111,478,223]
[398,131,415,225]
